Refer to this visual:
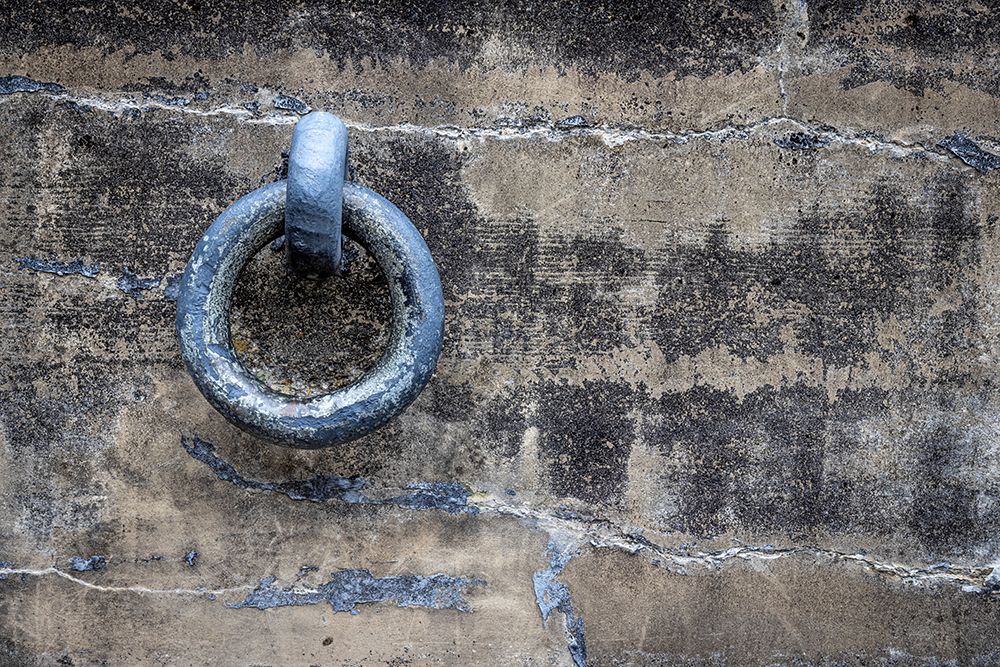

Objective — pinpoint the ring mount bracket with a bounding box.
[175,115,444,448]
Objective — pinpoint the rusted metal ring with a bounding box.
[175,180,444,449]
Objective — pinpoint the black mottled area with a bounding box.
[653,174,981,368]
[0,75,62,95]
[5,100,243,274]
[939,133,1000,173]
[349,132,989,522]
[648,383,1000,552]
[0,1,781,79]
[807,1,1000,97]
[535,381,636,506]
[230,569,482,614]
[774,132,831,150]
[229,234,392,396]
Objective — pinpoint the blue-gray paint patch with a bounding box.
[386,482,476,514]
[774,132,831,151]
[148,94,190,107]
[556,115,589,130]
[117,268,161,298]
[16,256,100,278]
[162,273,183,301]
[181,436,475,513]
[0,561,12,581]
[273,94,311,115]
[939,133,1000,173]
[533,543,586,667]
[68,555,107,572]
[183,550,198,567]
[0,75,63,95]
[229,569,482,614]
[986,567,1000,593]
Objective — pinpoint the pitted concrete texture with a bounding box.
[1,1,999,665]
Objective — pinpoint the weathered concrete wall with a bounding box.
[1,1,999,665]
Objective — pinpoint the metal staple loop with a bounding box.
[174,115,444,448]
[285,111,348,275]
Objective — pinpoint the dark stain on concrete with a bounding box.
[230,569,482,614]
[807,1,1000,97]
[939,133,1000,173]
[27,100,242,274]
[653,174,981,368]
[0,1,781,80]
[536,380,635,506]
[15,256,100,277]
[650,384,1000,553]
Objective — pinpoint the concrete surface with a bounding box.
[1,1,999,665]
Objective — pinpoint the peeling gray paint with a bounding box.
[555,115,589,130]
[117,267,161,298]
[229,569,482,614]
[532,541,586,667]
[0,75,62,95]
[15,256,100,277]
[272,94,310,115]
[162,273,183,301]
[384,482,475,514]
[181,436,475,513]
[939,133,1000,173]
[976,566,1000,594]
[147,93,189,107]
[68,555,106,572]
[774,131,831,150]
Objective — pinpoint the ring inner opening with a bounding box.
[229,235,392,397]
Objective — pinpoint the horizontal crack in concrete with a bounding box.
[0,566,252,598]
[181,436,999,594]
[484,496,1000,593]
[0,83,967,167]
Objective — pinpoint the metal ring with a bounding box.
[175,180,444,449]
[285,112,348,275]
